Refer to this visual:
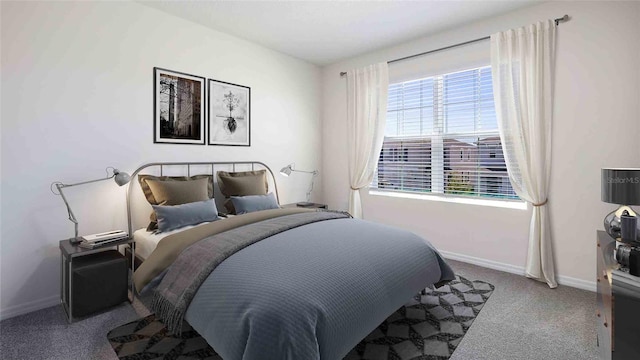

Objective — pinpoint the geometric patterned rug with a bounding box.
[107,275,494,360]
[346,275,494,359]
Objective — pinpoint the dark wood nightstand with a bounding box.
[59,237,135,323]
[281,202,328,209]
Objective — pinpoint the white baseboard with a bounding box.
[0,294,59,321]
[440,250,596,292]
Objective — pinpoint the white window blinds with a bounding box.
[373,66,518,200]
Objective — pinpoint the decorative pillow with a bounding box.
[217,170,269,214]
[152,199,218,233]
[146,178,209,205]
[217,170,268,197]
[138,174,214,204]
[230,193,280,215]
[138,174,214,230]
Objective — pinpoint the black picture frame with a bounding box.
[207,79,251,146]
[153,67,206,145]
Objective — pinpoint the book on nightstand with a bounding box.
[82,230,127,243]
[77,237,128,249]
[77,230,129,249]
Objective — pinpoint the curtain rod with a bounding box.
[339,14,569,77]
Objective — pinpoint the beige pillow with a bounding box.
[146,178,209,205]
[138,174,214,204]
[217,170,268,197]
[217,170,268,214]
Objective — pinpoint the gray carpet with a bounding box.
[0,293,153,360]
[0,260,598,360]
[447,261,598,360]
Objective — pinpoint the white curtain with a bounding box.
[491,20,558,288]
[346,63,389,218]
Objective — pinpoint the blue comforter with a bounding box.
[184,217,454,360]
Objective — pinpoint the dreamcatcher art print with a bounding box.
[208,79,250,146]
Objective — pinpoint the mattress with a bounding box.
[132,220,219,259]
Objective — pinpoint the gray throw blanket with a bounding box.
[152,210,351,334]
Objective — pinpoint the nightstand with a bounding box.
[596,231,640,359]
[59,237,135,323]
[281,202,328,209]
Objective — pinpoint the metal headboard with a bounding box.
[126,161,280,236]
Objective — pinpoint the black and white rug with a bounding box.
[108,275,494,360]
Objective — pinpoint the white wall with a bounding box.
[0,1,321,318]
[322,1,640,288]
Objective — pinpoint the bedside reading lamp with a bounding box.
[52,167,131,243]
[280,164,318,207]
[602,168,640,244]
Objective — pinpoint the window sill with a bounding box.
[368,189,528,210]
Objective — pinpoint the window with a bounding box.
[372,66,518,200]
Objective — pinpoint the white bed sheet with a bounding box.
[133,220,218,260]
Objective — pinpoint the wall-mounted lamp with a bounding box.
[52,167,131,243]
[280,164,318,206]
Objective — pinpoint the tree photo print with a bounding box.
[208,79,250,146]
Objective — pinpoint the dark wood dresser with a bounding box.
[596,230,640,360]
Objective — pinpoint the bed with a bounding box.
[126,161,454,360]
[126,162,273,262]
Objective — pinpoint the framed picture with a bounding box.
[208,79,251,146]
[154,67,206,145]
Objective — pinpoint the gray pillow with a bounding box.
[152,199,218,233]
[230,193,280,214]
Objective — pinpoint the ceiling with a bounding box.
[139,0,541,65]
